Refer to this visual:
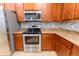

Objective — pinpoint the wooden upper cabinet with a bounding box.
[16,3,24,22]
[62,3,76,20]
[42,3,62,22]
[74,3,79,19]
[42,3,52,22]
[51,3,62,22]
[24,3,42,10]
[4,3,16,11]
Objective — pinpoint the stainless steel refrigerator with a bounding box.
[0,6,19,55]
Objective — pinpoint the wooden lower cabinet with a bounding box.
[56,40,71,56]
[71,45,79,56]
[60,44,71,56]
[59,37,73,50]
[55,35,72,56]
[13,32,79,56]
[55,34,79,56]
[41,33,56,51]
[14,33,23,51]
[42,33,72,56]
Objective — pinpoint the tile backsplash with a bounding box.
[20,20,79,32]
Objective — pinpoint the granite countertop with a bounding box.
[41,29,79,46]
[14,28,79,47]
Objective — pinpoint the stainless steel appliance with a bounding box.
[23,10,41,52]
[23,28,41,52]
[24,11,41,21]
[0,6,19,55]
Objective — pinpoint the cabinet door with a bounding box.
[51,3,62,22]
[16,3,24,22]
[14,33,23,50]
[41,33,52,50]
[42,33,55,51]
[62,3,76,20]
[55,35,71,56]
[24,3,42,10]
[74,3,79,19]
[57,42,71,56]
[42,3,52,22]
[71,45,79,56]
[55,39,60,55]
[59,36,73,50]
[4,3,16,11]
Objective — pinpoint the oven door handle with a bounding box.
[23,34,41,36]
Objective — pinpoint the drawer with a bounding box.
[42,33,56,38]
[24,47,40,53]
[59,36,73,50]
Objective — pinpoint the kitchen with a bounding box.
[0,3,79,56]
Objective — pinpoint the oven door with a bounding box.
[23,34,41,45]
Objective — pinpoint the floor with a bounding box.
[12,51,57,56]
[0,34,11,56]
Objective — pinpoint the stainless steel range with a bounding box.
[23,10,41,52]
[23,28,41,52]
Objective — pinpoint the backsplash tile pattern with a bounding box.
[41,22,61,29]
[20,20,79,32]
